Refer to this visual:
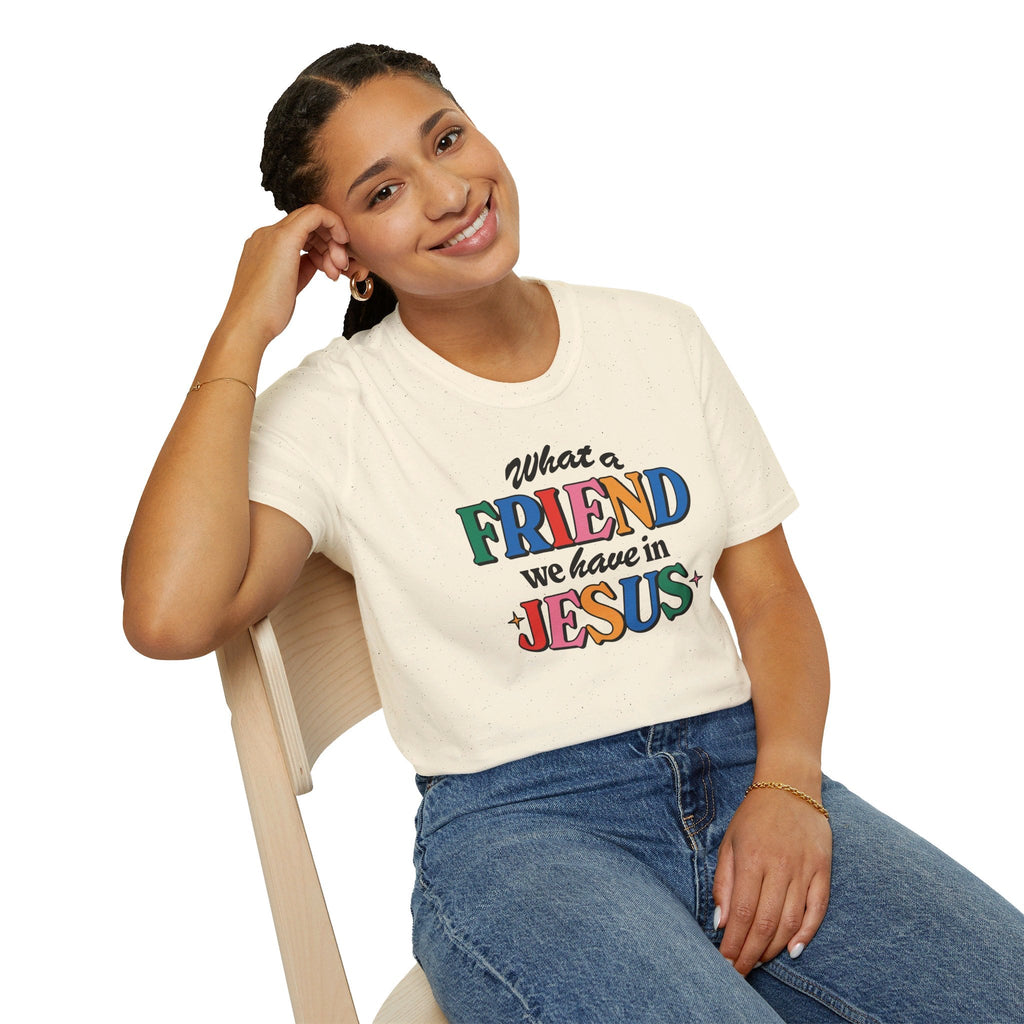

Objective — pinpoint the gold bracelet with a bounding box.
[189,377,256,399]
[745,781,829,820]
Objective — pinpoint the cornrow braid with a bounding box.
[260,44,455,337]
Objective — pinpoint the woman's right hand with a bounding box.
[217,204,351,350]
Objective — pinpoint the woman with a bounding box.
[122,44,1024,1023]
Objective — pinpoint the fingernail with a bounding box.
[754,962,763,969]
[713,905,722,930]
[789,942,805,959]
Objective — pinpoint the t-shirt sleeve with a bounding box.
[688,311,798,547]
[247,367,338,557]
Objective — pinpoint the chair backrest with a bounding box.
[216,554,446,1024]
[249,552,381,795]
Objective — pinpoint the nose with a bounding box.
[422,165,469,220]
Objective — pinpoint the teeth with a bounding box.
[440,203,490,248]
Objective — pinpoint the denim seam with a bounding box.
[759,960,883,1024]
[654,751,692,844]
[418,881,543,1023]
[682,745,715,836]
[682,745,716,932]
[644,724,656,757]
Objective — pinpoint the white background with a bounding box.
[4,1,1022,1020]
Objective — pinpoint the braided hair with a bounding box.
[261,44,455,337]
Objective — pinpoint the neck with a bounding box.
[393,275,558,383]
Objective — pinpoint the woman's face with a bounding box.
[316,74,520,302]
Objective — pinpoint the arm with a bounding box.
[122,205,350,659]
[712,523,833,975]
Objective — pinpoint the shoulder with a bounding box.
[551,280,702,333]
[548,281,708,366]
[255,315,395,420]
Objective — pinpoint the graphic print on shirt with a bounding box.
[455,443,703,653]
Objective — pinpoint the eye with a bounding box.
[369,183,400,207]
[435,127,464,155]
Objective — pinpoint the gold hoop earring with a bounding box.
[350,275,374,302]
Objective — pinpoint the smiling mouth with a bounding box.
[433,203,491,249]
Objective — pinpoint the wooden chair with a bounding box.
[215,553,449,1024]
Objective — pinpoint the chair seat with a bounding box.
[374,963,448,1023]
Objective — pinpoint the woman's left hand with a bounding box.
[713,786,832,975]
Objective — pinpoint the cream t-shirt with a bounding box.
[249,282,797,774]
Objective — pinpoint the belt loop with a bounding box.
[646,720,678,754]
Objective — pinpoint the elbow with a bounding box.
[123,599,223,661]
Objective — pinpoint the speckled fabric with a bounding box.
[248,282,797,774]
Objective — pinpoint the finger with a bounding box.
[323,211,350,245]
[759,879,807,964]
[711,839,735,934]
[296,252,318,294]
[303,244,345,284]
[718,867,768,969]
[787,868,831,959]
[285,204,349,250]
[326,239,350,274]
[304,227,349,279]
[304,233,329,256]
[732,876,788,976]
[297,202,350,246]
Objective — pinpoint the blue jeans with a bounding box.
[411,701,1024,1023]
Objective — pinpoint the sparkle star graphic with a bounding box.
[690,571,703,587]
[508,611,524,628]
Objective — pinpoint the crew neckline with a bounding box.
[380,279,581,408]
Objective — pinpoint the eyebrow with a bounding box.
[346,108,460,199]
